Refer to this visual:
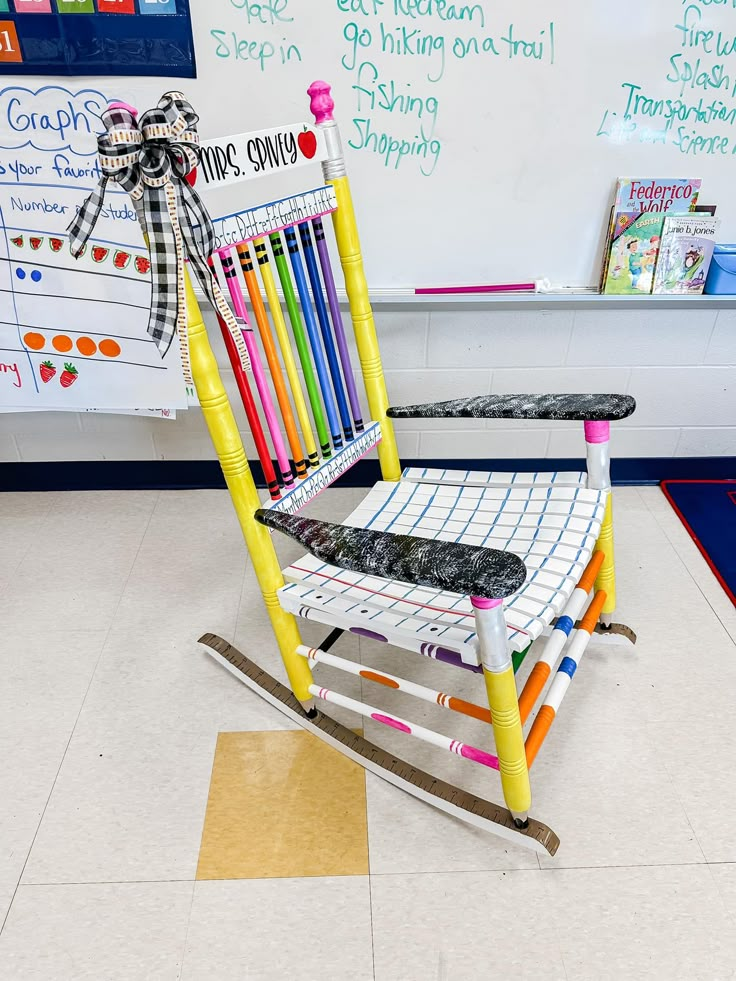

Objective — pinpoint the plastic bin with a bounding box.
[704,244,736,294]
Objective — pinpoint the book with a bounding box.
[694,204,717,216]
[652,215,718,294]
[602,211,665,295]
[599,177,701,289]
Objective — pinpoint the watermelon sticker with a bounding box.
[30,236,43,251]
[49,238,63,253]
[113,250,130,270]
[134,256,151,275]
[92,246,109,263]
[10,236,23,248]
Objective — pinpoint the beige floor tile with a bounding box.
[371,870,567,981]
[546,864,736,980]
[0,628,107,922]
[652,720,736,864]
[181,877,374,981]
[711,863,736,922]
[22,719,216,884]
[0,881,192,980]
[197,730,368,879]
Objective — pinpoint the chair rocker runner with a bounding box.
[89,84,636,856]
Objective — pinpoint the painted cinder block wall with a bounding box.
[1,305,734,465]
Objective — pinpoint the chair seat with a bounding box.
[277,468,608,667]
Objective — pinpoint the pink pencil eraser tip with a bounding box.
[308,80,334,124]
[108,101,138,116]
[470,596,502,610]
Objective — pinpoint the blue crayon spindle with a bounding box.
[284,225,343,450]
[299,221,354,442]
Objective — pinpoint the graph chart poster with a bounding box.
[0,0,195,77]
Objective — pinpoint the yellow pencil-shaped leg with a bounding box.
[595,495,616,621]
[585,420,616,624]
[472,596,531,824]
[184,271,314,704]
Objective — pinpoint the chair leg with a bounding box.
[472,597,531,825]
[594,494,616,625]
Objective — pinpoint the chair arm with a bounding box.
[256,510,527,599]
[387,393,636,422]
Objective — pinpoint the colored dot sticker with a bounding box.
[76,337,97,356]
[30,270,42,282]
[15,268,25,280]
[52,335,73,353]
[23,332,45,350]
[99,339,121,358]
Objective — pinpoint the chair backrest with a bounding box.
[197,81,400,515]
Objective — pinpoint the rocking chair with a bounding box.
[185,82,636,855]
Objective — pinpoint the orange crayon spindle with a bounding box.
[236,242,307,480]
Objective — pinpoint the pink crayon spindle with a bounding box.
[220,249,294,488]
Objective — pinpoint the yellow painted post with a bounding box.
[184,271,314,702]
[309,81,401,483]
[595,495,617,617]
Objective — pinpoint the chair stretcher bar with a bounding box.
[297,644,492,723]
[309,684,500,771]
[525,590,607,767]
[518,551,605,724]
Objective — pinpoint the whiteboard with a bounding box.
[2,0,735,293]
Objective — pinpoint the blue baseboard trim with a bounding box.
[1,456,734,492]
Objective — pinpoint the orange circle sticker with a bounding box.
[23,332,45,350]
[52,335,73,353]
[99,339,121,358]
[76,337,97,356]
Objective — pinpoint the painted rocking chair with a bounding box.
[181,83,637,856]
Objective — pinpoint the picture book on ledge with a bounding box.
[602,211,665,295]
[599,178,702,291]
[652,215,718,295]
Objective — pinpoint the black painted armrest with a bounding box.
[387,393,636,422]
[256,510,526,599]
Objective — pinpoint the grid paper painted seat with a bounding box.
[278,468,608,667]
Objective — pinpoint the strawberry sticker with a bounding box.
[134,256,151,275]
[59,362,78,388]
[91,246,109,263]
[30,236,43,251]
[39,361,56,384]
[10,236,23,248]
[113,250,130,270]
[297,126,318,160]
[49,238,63,252]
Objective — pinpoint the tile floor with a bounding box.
[0,485,735,980]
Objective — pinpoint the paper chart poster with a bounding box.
[0,83,188,411]
[0,0,195,78]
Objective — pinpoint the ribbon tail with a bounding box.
[144,185,180,363]
[163,182,193,386]
[67,176,109,257]
[178,201,250,373]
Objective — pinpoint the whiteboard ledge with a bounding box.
[191,285,735,310]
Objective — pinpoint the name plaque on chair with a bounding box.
[199,123,328,189]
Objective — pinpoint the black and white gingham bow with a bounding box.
[68,92,248,374]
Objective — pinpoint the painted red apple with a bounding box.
[91,246,109,263]
[134,255,151,275]
[297,127,317,160]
